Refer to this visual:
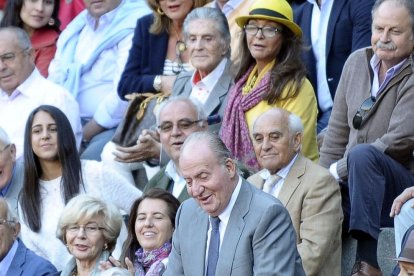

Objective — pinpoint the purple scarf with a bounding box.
[221,65,271,171]
[134,242,172,276]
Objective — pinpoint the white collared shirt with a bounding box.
[64,3,132,128]
[205,176,242,271]
[164,161,187,199]
[0,69,82,159]
[190,58,227,105]
[370,54,407,98]
[308,0,334,112]
[0,240,18,275]
[260,154,298,198]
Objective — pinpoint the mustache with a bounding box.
[376,41,397,50]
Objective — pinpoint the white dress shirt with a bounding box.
[260,154,298,198]
[0,69,82,159]
[308,0,334,112]
[164,161,187,199]
[190,58,227,105]
[205,176,242,269]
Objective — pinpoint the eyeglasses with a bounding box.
[352,96,376,129]
[244,24,282,38]
[158,119,201,133]
[172,40,187,74]
[66,223,105,235]
[0,49,29,64]
[0,219,15,228]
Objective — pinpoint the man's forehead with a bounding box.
[0,33,19,54]
[159,101,198,122]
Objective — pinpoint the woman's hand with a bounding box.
[99,256,135,275]
[390,186,414,217]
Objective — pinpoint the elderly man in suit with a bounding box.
[0,198,57,275]
[247,108,342,276]
[164,131,305,276]
[102,7,233,186]
[294,0,374,132]
[144,97,208,202]
[319,0,414,274]
[0,128,23,215]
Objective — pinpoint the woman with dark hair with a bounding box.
[220,0,318,171]
[101,188,180,275]
[0,0,60,76]
[18,105,141,271]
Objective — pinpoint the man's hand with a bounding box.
[390,186,414,217]
[160,75,176,94]
[113,129,160,163]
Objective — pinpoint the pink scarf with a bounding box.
[221,66,271,171]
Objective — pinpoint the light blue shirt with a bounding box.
[370,54,407,98]
[0,240,18,275]
[308,0,335,112]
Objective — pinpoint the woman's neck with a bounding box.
[170,20,183,40]
[23,25,35,37]
[39,160,62,181]
[75,259,96,276]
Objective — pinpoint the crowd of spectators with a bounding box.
[1,0,414,275]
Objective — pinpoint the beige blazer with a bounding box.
[248,154,343,276]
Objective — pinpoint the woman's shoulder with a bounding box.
[31,28,59,49]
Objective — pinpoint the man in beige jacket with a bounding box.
[248,108,342,276]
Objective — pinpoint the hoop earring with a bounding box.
[48,18,55,26]
[157,7,164,15]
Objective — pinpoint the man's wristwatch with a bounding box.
[153,75,162,91]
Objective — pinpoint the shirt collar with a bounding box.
[217,176,242,225]
[191,58,227,92]
[370,54,407,78]
[260,154,299,180]
[164,161,181,183]
[86,0,122,30]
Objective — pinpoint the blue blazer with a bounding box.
[7,239,57,276]
[118,14,168,99]
[294,0,374,103]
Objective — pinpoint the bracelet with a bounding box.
[153,75,162,91]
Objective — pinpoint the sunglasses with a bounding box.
[352,96,376,130]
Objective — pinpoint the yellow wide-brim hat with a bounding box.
[236,0,302,37]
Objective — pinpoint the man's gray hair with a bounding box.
[183,7,231,57]
[0,26,32,50]
[372,0,414,35]
[288,112,304,134]
[182,131,233,163]
[0,127,11,146]
[156,96,207,125]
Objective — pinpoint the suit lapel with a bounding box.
[191,207,209,275]
[203,59,232,116]
[326,0,346,56]
[278,155,306,206]
[216,180,252,275]
[8,240,25,275]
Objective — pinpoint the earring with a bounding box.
[104,243,108,250]
[156,7,164,15]
[48,18,55,26]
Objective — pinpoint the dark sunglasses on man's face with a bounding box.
[352,96,376,130]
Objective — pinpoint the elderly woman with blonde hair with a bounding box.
[56,194,123,276]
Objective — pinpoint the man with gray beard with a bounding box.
[319,0,414,275]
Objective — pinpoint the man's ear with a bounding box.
[292,132,303,152]
[13,222,21,239]
[9,144,16,163]
[224,158,236,178]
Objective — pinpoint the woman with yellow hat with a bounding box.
[221,0,318,171]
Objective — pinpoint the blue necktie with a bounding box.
[206,216,220,276]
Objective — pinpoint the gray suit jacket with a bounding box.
[5,161,24,214]
[248,154,343,276]
[164,179,305,276]
[172,58,233,133]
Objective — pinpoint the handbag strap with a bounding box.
[125,92,171,121]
